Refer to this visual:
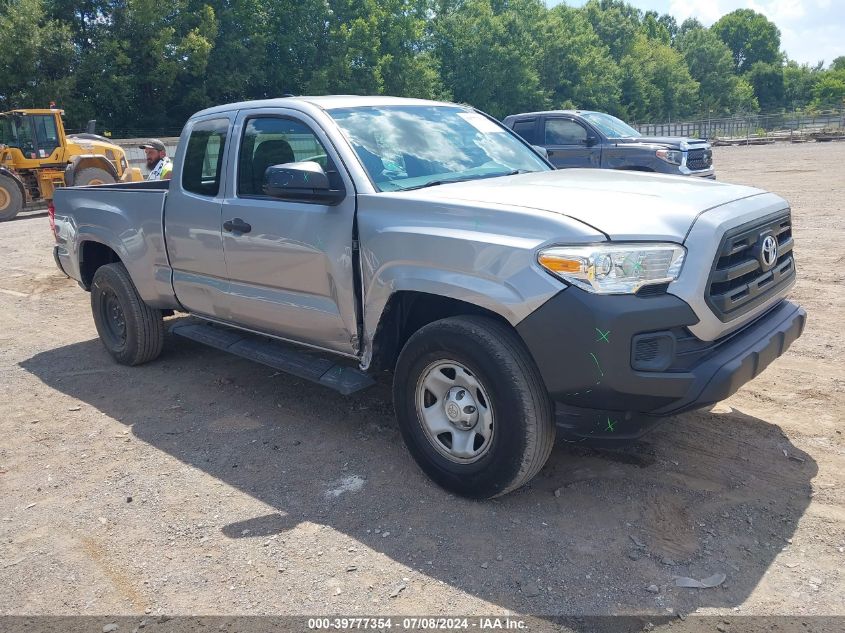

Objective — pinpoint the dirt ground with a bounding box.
[1,142,844,628]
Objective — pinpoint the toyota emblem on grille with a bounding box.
[760,235,778,269]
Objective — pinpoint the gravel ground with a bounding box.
[1,142,844,628]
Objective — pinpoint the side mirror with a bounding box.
[85,120,97,134]
[263,161,345,204]
[532,145,549,160]
[585,135,599,147]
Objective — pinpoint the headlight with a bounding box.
[537,243,686,294]
[656,149,683,165]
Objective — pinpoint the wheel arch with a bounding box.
[367,291,516,372]
[65,155,118,186]
[79,239,123,290]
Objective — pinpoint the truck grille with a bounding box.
[706,212,795,321]
[686,148,712,171]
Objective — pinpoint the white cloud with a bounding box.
[628,0,844,65]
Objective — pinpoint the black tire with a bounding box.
[91,263,164,365]
[75,167,115,187]
[0,174,24,221]
[393,315,555,499]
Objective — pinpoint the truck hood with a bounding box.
[391,169,766,242]
[613,136,708,149]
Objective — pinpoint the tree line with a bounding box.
[1,0,843,135]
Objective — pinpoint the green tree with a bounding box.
[783,61,822,110]
[583,0,642,61]
[678,18,703,37]
[675,27,758,115]
[434,0,546,118]
[831,57,845,72]
[0,0,76,112]
[307,0,443,100]
[712,9,781,74]
[538,5,621,113]
[641,11,670,46]
[811,68,845,109]
[619,35,699,121]
[746,61,784,111]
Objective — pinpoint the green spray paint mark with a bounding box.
[589,352,604,378]
[605,417,616,432]
[595,328,610,343]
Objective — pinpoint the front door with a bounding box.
[221,109,358,355]
[164,116,232,319]
[542,117,601,169]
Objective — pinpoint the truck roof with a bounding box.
[503,110,596,120]
[190,95,458,120]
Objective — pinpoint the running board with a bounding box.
[170,321,375,396]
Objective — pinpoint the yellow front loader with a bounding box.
[0,108,142,221]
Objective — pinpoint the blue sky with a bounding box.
[548,1,844,67]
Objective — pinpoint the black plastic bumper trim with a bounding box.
[516,287,805,423]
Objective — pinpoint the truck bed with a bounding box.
[52,180,175,309]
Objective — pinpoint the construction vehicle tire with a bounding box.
[0,174,24,221]
[75,167,115,187]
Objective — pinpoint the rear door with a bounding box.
[542,117,601,169]
[220,108,359,355]
[164,115,233,319]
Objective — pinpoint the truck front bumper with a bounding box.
[515,289,805,440]
[680,166,715,179]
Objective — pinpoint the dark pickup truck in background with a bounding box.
[503,110,714,178]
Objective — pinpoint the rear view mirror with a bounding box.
[263,161,344,205]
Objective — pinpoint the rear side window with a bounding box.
[238,117,336,197]
[182,118,228,197]
[544,119,588,145]
[511,119,537,144]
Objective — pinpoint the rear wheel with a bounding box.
[0,174,24,221]
[75,167,115,187]
[393,315,555,499]
[91,263,164,365]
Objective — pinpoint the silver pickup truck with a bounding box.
[51,96,805,499]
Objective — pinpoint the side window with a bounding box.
[544,119,588,145]
[511,119,537,144]
[182,118,228,197]
[238,117,336,197]
[34,115,60,154]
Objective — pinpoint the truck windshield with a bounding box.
[329,105,550,192]
[581,112,641,139]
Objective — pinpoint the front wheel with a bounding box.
[0,174,24,221]
[393,315,555,499]
[75,167,116,187]
[91,263,164,365]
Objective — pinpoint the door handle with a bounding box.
[223,218,252,234]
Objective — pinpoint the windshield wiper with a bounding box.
[399,169,532,191]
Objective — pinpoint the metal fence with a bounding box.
[633,108,845,141]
